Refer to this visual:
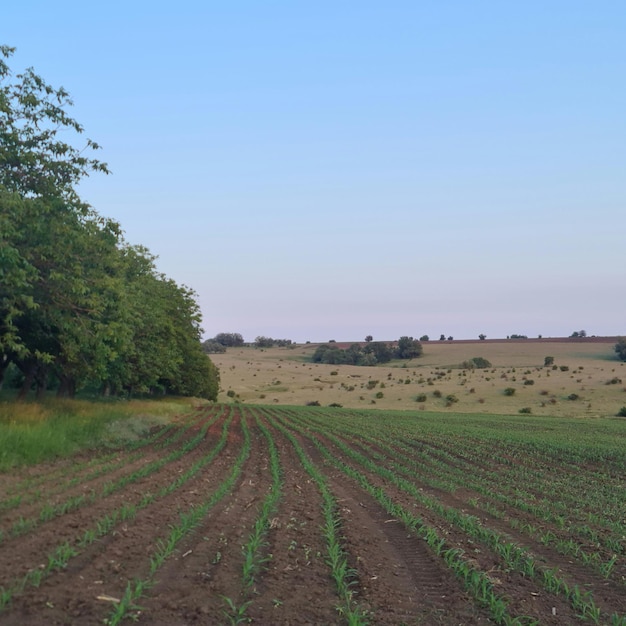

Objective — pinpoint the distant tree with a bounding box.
[311,344,346,364]
[510,334,528,340]
[202,339,226,354]
[420,335,429,342]
[254,336,275,348]
[439,334,446,341]
[395,336,423,360]
[213,332,244,347]
[615,338,626,362]
[571,330,587,338]
[478,334,486,340]
[364,335,373,343]
[274,338,293,347]
[447,336,454,341]
[366,341,393,364]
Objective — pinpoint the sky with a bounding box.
[4,2,625,343]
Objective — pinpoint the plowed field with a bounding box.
[1,405,626,625]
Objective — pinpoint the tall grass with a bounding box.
[0,397,193,471]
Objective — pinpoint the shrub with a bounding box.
[523,379,535,386]
[617,407,626,417]
[568,393,579,401]
[366,380,379,390]
[504,387,516,396]
[433,390,442,398]
[606,377,622,385]
[226,390,236,398]
[306,400,321,406]
[544,356,554,366]
[328,402,342,408]
[445,394,459,404]
[415,393,427,402]
[461,357,492,369]
[375,391,384,399]
[519,407,532,414]
[560,366,569,372]
[330,371,338,376]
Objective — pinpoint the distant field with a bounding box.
[211,338,626,418]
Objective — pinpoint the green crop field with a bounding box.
[1,400,625,624]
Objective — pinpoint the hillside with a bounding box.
[210,337,625,418]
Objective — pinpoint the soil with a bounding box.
[1,404,625,625]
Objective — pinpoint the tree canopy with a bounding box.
[312,337,422,366]
[0,46,218,400]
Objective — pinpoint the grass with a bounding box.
[210,340,626,417]
[0,397,194,471]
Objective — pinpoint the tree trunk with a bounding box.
[17,362,36,401]
[35,367,48,400]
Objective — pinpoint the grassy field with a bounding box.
[0,397,199,470]
[211,338,626,418]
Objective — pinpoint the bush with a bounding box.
[445,394,459,404]
[375,391,384,399]
[617,407,626,417]
[328,402,342,408]
[615,338,626,361]
[560,366,569,372]
[432,390,442,398]
[461,357,492,369]
[305,400,321,406]
[415,393,427,402]
[544,356,554,366]
[226,390,236,398]
[504,387,516,396]
[523,379,535,386]
[568,393,579,401]
[519,407,532,414]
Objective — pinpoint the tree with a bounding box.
[395,336,423,359]
[479,333,486,340]
[367,341,393,363]
[0,48,219,400]
[0,46,108,206]
[202,339,226,354]
[213,332,244,347]
[615,338,626,362]
[570,330,587,338]
[364,335,373,343]
[419,335,429,342]
[439,334,446,341]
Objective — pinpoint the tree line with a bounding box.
[0,46,218,400]
[312,337,423,366]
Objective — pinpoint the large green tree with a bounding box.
[1,46,219,400]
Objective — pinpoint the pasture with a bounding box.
[211,338,626,418]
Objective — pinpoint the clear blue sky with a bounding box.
[4,2,625,342]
